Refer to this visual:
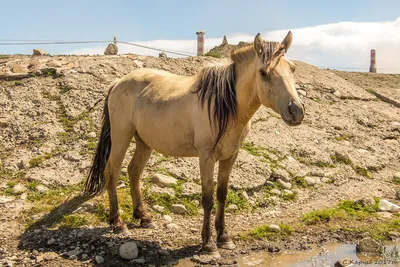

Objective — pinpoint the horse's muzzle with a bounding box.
[286,100,304,126]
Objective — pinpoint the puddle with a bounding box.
[176,243,400,266]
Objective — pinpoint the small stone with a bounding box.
[394,172,400,179]
[133,258,146,264]
[152,205,165,213]
[79,161,91,172]
[117,181,126,189]
[104,44,118,55]
[95,255,105,264]
[227,204,238,211]
[36,185,49,193]
[271,169,291,182]
[356,237,383,254]
[64,152,82,162]
[0,196,14,204]
[12,64,23,73]
[333,91,342,98]
[297,89,307,97]
[33,49,49,56]
[304,177,316,186]
[20,192,28,200]
[355,196,375,207]
[282,189,294,196]
[133,60,143,68]
[151,174,177,187]
[87,132,97,139]
[46,60,61,68]
[13,183,27,194]
[163,215,173,223]
[193,200,200,206]
[268,224,281,232]
[66,248,81,257]
[242,191,249,200]
[43,252,57,261]
[119,241,139,260]
[335,258,352,267]
[166,223,179,230]
[36,255,44,263]
[170,204,187,215]
[69,255,78,260]
[159,52,167,58]
[270,189,281,196]
[321,178,332,183]
[67,62,75,69]
[277,179,292,190]
[81,254,88,260]
[379,199,400,212]
[47,238,55,245]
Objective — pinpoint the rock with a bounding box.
[81,254,88,260]
[227,204,238,212]
[379,199,400,212]
[355,196,375,207]
[33,49,49,56]
[116,181,126,189]
[271,169,291,182]
[36,255,44,263]
[376,211,393,219]
[95,255,105,264]
[133,258,146,264]
[394,172,400,179]
[119,241,139,260]
[46,60,61,68]
[276,179,292,190]
[222,35,228,46]
[181,182,201,197]
[159,52,167,58]
[67,62,75,69]
[43,252,57,261]
[166,223,179,230]
[170,204,187,215]
[297,90,307,97]
[12,184,27,194]
[12,64,23,73]
[270,189,281,196]
[151,174,177,187]
[163,215,173,223]
[268,224,281,232]
[47,238,55,245]
[104,44,118,55]
[87,132,97,139]
[152,205,165,213]
[333,91,342,98]
[356,237,383,254]
[66,248,81,257]
[282,189,294,196]
[133,60,143,68]
[242,191,249,200]
[321,178,332,183]
[69,255,78,260]
[20,192,28,200]
[396,191,400,201]
[64,152,82,162]
[304,177,316,186]
[79,161,91,172]
[335,258,352,267]
[36,185,49,193]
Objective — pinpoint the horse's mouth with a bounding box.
[283,118,302,126]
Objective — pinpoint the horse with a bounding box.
[85,31,304,257]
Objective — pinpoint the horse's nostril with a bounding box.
[288,101,304,119]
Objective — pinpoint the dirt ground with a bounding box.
[0,53,399,266]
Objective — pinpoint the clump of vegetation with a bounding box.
[226,190,250,211]
[243,223,293,240]
[303,199,379,225]
[330,152,373,179]
[60,214,88,228]
[295,156,336,168]
[205,51,222,58]
[241,142,283,169]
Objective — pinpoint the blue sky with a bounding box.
[1,0,400,72]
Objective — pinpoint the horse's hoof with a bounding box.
[201,249,221,259]
[217,240,236,250]
[141,220,156,229]
[200,241,220,258]
[113,224,130,235]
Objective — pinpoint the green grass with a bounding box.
[226,190,250,211]
[393,176,400,185]
[243,223,293,240]
[241,142,283,169]
[295,156,336,168]
[335,134,353,142]
[205,51,222,58]
[282,190,297,201]
[303,199,379,225]
[60,214,88,228]
[292,176,308,188]
[330,152,373,179]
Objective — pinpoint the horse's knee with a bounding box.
[202,192,214,211]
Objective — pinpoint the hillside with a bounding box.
[0,53,399,266]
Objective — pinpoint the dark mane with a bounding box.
[194,62,237,155]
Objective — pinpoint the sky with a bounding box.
[1,0,400,73]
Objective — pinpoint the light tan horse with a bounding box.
[85,31,304,257]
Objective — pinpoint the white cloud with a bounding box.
[68,17,400,73]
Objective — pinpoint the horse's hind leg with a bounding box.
[106,125,135,234]
[128,135,153,228]
[215,152,238,250]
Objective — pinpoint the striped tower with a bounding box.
[196,31,205,56]
[369,49,377,73]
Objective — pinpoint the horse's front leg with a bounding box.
[199,156,219,257]
[215,152,238,249]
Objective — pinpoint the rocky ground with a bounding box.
[0,52,399,266]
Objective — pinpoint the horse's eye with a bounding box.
[259,69,268,79]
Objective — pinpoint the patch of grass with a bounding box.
[60,214,88,228]
[393,177,400,185]
[205,51,222,58]
[226,190,250,211]
[27,180,40,191]
[29,156,46,168]
[343,219,400,241]
[366,88,376,94]
[42,91,61,102]
[353,165,373,179]
[241,142,283,169]
[296,157,336,168]
[330,152,352,165]
[335,134,353,142]
[282,190,297,201]
[153,167,176,178]
[244,223,293,240]
[303,199,379,225]
[292,176,308,188]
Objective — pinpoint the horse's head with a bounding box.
[253,32,304,126]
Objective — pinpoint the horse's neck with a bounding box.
[235,62,261,128]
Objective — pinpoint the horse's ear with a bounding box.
[253,33,264,55]
[280,31,293,53]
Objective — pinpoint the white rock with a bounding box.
[269,224,281,232]
[394,172,400,179]
[81,254,88,260]
[227,204,238,211]
[242,191,249,200]
[132,258,146,264]
[277,179,292,190]
[166,223,179,230]
[0,196,14,204]
[170,204,187,214]
[379,199,400,212]
[151,174,177,187]
[297,89,307,97]
[36,185,49,193]
[283,189,294,195]
[20,193,27,200]
[304,177,316,186]
[95,255,104,264]
[12,184,27,194]
[119,242,138,260]
[47,238,55,245]
[152,205,165,213]
[333,91,342,98]
[163,215,173,223]
[87,132,97,139]
[270,189,282,196]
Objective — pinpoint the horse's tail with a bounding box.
[84,81,117,195]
